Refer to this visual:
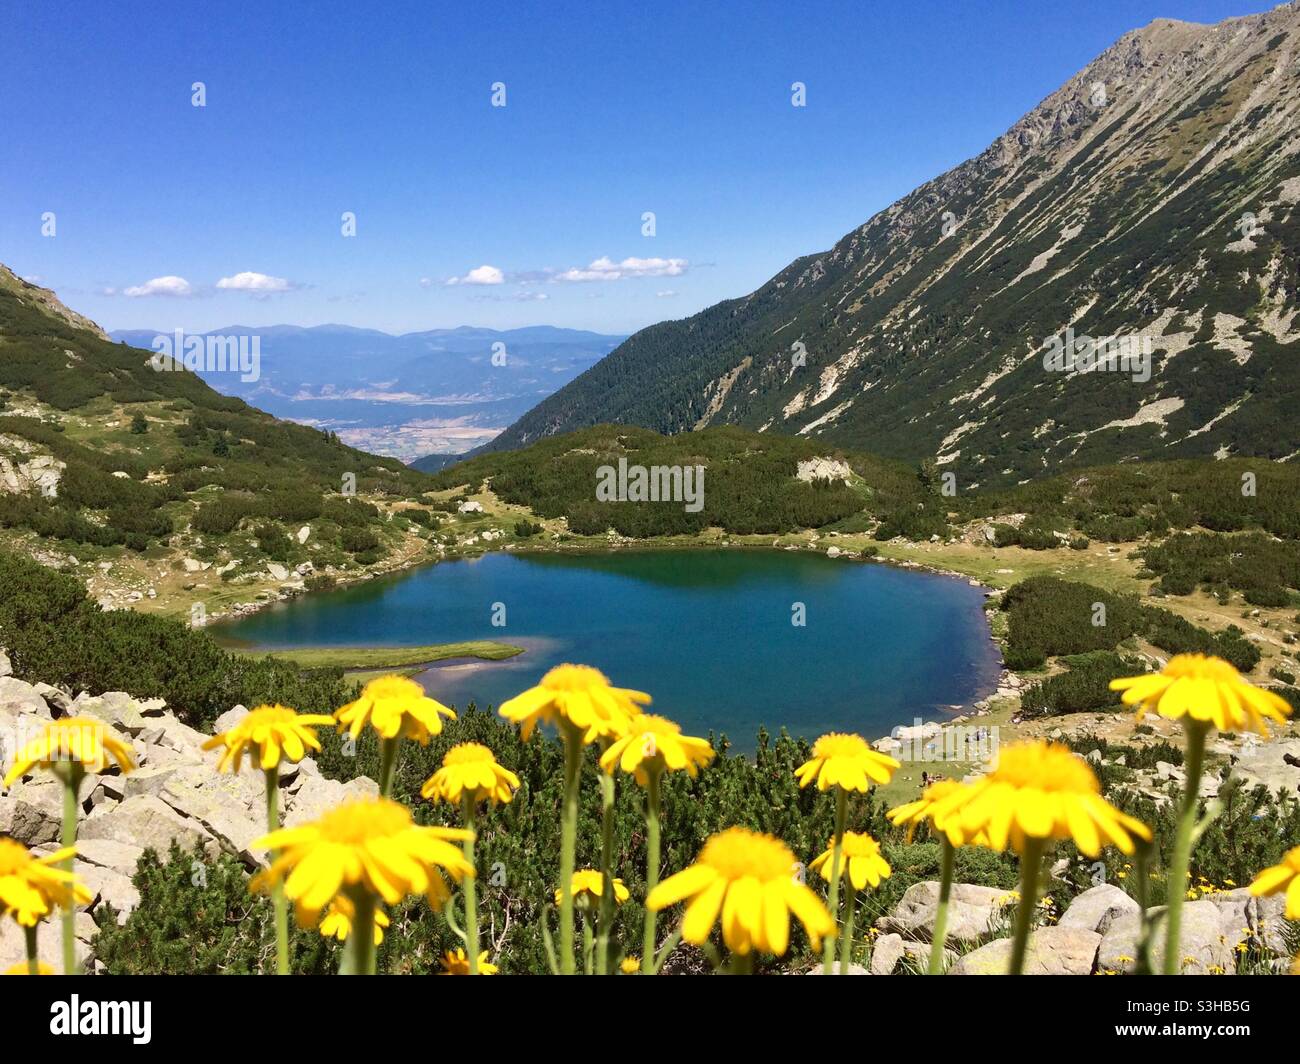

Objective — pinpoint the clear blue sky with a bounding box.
[0,0,1277,335]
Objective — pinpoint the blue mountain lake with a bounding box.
[219,549,1003,749]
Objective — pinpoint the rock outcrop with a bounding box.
[0,672,376,971]
[876,881,1017,945]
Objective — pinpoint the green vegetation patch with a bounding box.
[240,641,524,670]
[0,549,350,727]
[1001,576,1260,672]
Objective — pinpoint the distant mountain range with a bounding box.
[0,262,433,600]
[109,324,624,461]
[487,4,1300,486]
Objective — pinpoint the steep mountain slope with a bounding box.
[0,264,442,615]
[109,324,624,460]
[490,4,1300,486]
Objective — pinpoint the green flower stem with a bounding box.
[928,837,955,975]
[461,794,480,974]
[377,737,400,798]
[653,924,682,974]
[1164,720,1208,976]
[729,950,754,975]
[641,766,663,975]
[1134,841,1156,975]
[558,723,584,975]
[58,764,83,976]
[264,769,289,975]
[346,890,376,975]
[1008,837,1045,975]
[821,788,848,974]
[25,925,38,976]
[582,913,594,975]
[837,889,858,975]
[596,765,617,975]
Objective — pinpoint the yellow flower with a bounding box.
[1292,954,1300,977]
[647,827,834,956]
[3,716,135,787]
[887,779,979,845]
[599,713,715,784]
[1248,845,1300,919]
[620,956,640,974]
[0,840,93,926]
[808,831,891,891]
[1109,654,1292,735]
[319,896,391,946]
[334,674,456,744]
[556,869,629,909]
[252,797,473,926]
[439,948,499,975]
[421,742,520,806]
[202,704,335,773]
[499,663,649,743]
[795,733,899,792]
[2,960,56,975]
[924,741,1152,857]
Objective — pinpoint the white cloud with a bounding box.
[446,264,505,286]
[123,275,194,298]
[216,271,297,292]
[656,290,678,298]
[553,256,688,283]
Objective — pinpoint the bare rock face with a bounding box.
[951,927,1102,975]
[1058,882,1140,934]
[73,837,146,878]
[0,910,97,973]
[1229,738,1300,797]
[80,794,219,861]
[869,932,907,975]
[0,675,52,718]
[1097,901,1237,974]
[0,452,65,498]
[0,263,111,340]
[73,690,149,735]
[0,781,63,846]
[795,457,852,483]
[38,846,141,924]
[876,881,1017,945]
[212,704,249,734]
[285,773,380,827]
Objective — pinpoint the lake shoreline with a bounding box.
[219,545,1011,751]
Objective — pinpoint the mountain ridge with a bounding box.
[486,2,1300,487]
[0,261,442,617]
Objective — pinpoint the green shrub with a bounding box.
[1020,652,1136,716]
[93,843,336,975]
[0,549,350,728]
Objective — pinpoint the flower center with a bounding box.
[992,742,1098,794]
[838,832,882,859]
[812,733,869,759]
[245,705,298,726]
[1163,653,1241,683]
[318,798,413,844]
[443,742,495,766]
[630,713,680,737]
[365,675,425,703]
[700,827,796,881]
[0,838,32,875]
[541,663,610,691]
